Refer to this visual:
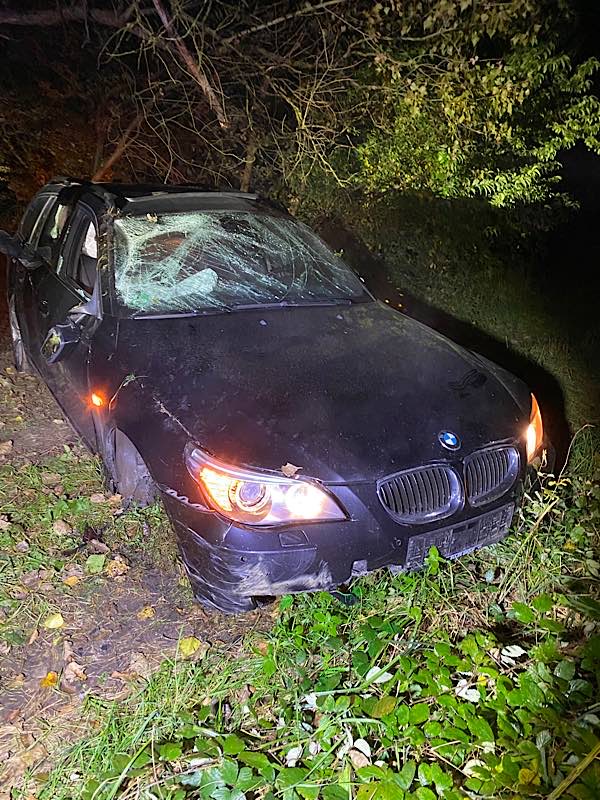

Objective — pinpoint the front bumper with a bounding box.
[162,473,523,606]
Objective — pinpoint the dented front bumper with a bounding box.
[161,479,521,610]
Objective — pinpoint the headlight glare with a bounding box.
[526,393,544,462]
[186,445,346,526]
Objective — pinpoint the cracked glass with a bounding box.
[113,211,368,316]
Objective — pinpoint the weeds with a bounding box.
[26,432,600,800]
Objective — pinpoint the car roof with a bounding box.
[47,177,288,217]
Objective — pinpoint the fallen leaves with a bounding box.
[0,515,11,531]
[85,554,105,574]
[178,636,209,660]
[105,556,129,578]
[42,613,64,630]
[40,671,58,688]
[62,660,87,685]
[137,605,156,620]
[127,651,153,678]
[0,439,14,456]
[52,520,72,536]
[89,493,106,504]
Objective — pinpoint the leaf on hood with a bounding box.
[42,612,64,630]
[281,462,302,478]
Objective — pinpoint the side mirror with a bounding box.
[0,230,43,269]
[41,321,81,365]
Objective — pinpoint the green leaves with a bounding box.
[408,703,430,725]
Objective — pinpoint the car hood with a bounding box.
[113,302,530,482]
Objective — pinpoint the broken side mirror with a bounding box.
[42,321,81,365]
[0,229,43,269]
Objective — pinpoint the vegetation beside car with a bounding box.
[1,430,596,799]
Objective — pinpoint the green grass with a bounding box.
[0,447,175,647]
[17,430,599,800]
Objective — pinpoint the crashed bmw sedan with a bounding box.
[1,179,548,612]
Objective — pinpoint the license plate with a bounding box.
[405,503,515,569]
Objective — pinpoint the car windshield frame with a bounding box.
[111,208,372,318]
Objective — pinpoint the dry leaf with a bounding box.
[137,605,155,620]
[128,651,152,678]
[88,539,109,554]
[348,749,370,769]
[62,575,80,588]
[41,472,61,486]
[28,628,38,645]
[179,636,205,659]
[6,673,25,689]
[106,557,129,577]
[89,493,106,504]
[52,520,72,536]
[281,462,302,477]
[0,516,11,531]
[0,440,13,456]
[63,661,87,683]
[108,493,123,506]
[42,613,64,630]
[40,671,59,688]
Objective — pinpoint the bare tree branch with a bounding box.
[151,0,228,128]
[222,0,347,45]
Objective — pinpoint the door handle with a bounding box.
[38,299,49,316]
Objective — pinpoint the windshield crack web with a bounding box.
[113,211,363,315]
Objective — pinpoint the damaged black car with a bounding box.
[1,179,549,612]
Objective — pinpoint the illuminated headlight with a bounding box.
[525,393,544,463]
[184,444,346,526]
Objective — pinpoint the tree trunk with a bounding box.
[92,113,143,182]
[240,135,258,192]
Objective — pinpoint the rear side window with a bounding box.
[60,209,98,295]
[18,195,53,246]
[38,200,73,269]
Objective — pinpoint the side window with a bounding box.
[18,195,53,246]
[37,200,73,269]
[61,210,98,296]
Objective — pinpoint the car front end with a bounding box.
[160,392,548,612]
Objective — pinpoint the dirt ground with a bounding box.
[0,293,271,795]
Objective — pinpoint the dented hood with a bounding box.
[114,301,530,482]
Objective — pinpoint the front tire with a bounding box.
[104,428,157,507]
[8,296,32,374]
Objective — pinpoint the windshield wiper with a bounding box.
[131,304,233,319]
[230,298,355,311]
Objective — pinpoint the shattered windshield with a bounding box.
[113,210,369,316]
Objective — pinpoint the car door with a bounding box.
[21,194,75,357]
[11,192,56,353]
[31,204,102,447]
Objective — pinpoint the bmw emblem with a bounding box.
[439,430,461,451]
